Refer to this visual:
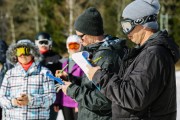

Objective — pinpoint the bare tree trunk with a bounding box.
[0,10,8,40]
[10,15,15,43]
[116,0,122,36]
[0,11,4,40]
[29,0,39,32]
[34,0,39,32]
[69,0,73,35]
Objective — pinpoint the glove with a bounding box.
[55,83,62,92]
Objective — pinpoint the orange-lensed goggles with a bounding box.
[68,42,80,50]
[16,47,31,57]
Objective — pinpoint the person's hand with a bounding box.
[62,81,71,95]
[75,107,78,113]
[12,98,21,107]
[54,105,60,112]
[55,83,62,92]
[86,65,101,80]
[55,70,68,77]
[55,70,68,80]
[16,94,29,106]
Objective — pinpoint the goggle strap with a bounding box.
[133,14,157,25]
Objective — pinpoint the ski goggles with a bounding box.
[121,14,157,34]
[68,42,80,50]
[35,40,52,46]
[16,47,31,57]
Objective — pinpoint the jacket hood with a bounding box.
[6,39,42,65]
[0,40,8,63]
[83,35,127,58]
[146,30,180,63]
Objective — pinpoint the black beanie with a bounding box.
[74,7,104,36]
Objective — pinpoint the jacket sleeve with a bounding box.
[67,81,112,111]
[66,51,120,111]
[0,71,14,109]
[93,51,168,111]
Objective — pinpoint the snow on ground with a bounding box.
[176,71,180,120]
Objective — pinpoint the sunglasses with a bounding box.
[38,40,49,45]
[77,34,86,39]
[121,14,157,34]
[16,47,31,57]
[68,42,80,50]
[35,40,52,47]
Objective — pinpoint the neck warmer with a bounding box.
[20,59,34,71]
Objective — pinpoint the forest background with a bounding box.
[0,0,180,67]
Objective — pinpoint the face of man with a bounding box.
[76,31,94,46]
[121,15,156,46]
[35,40,52,53]
[38,45,50,52]
[127,25,146,45]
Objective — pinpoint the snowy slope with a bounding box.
[176,71,180,120]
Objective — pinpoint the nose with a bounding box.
[19,54,25,57]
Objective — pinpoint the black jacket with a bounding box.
[40,50,62,75]
[67,35,127,120]
[93,31,180,120]
[0,40,8,64]
[0,40,13,87]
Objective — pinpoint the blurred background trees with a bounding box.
[0,0,180,55]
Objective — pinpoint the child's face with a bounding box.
[17,55,33,65]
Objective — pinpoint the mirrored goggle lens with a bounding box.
[16,47,31,57]
[121,21,134,34]
[68,42,80,49]
[38,40,49,45]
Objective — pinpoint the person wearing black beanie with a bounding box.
[74,7,104,36]
[60,7,127,120]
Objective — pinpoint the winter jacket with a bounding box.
[0,40,8,64]
[93,30,180,120]
[0,63,13,87]
[41,50,62,75]
[0,40,56,120]
[55,58,84,108]
[0,62,56,120]
[40,50,62,108]
[0,40,13,87]
[67,35,127,120]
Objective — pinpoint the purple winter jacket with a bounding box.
[55,59,84,108]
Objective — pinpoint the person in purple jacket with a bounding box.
[55,35,84,120]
